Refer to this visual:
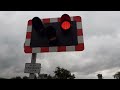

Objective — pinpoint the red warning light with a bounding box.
[61,21,71,30]
[60,14,71,31]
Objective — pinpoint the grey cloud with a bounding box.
[0,11,120,79]
[69,35,120,77]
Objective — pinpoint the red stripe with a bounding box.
[28,20,32,26]
[75,43,84,51]
[43,18,50,23]
[57,46,66,52]
[73,16,81,22]
[41,47,49,52]
[77,29,83,36]
[26,32,31,39]
[24,46,32,53]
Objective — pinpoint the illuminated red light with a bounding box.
[61,21,71,30]
[60,14,71,31]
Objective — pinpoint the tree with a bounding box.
[97,74,103,79]
[16,76,22,79]
[0,77,6,79]
[23,76,28,79]
[113,72,120,79]
[47,74,53,79]
[54,67,75,79]
[10,76,22,79]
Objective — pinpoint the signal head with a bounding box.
[60,14,71,31]
[32,17,45,35]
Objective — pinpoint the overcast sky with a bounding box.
[0,11,120,79]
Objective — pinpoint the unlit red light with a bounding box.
[61,21,71,30]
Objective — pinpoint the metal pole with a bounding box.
[29,53,37,79]
[38,65,41,79]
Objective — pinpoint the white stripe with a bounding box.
[70,17,74,21]
[66,46,75,51]
[25,39,31,46]
[50,18,58,22]
[32,48,40,53]
[49,47,57,52]
[27,26,32,32]
[77,22,82,29]
[78,36,84,43]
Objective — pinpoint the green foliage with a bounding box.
[23,76,29,79]
[0,77,7,79]
[113,72,120,79]
[10,76,22,79]
[54,66,75,79]
[97,74,103,79]
[47,74,53,79]
[2,66,75,79]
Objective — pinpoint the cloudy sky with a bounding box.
[0,11,120,79]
